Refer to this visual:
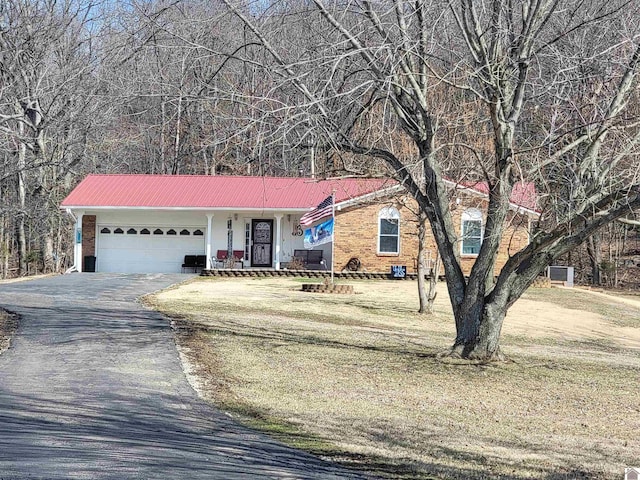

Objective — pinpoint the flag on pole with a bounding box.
[303,218,334,249]
[300,194,333,227]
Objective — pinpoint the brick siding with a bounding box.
[334,195,532,276]
[82,215,96,270]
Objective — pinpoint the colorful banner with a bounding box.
[303,217,333,249]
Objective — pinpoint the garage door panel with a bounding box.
[97,226,205,273]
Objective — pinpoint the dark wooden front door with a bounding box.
[251,220,273,267]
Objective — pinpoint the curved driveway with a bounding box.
[0,274,366,479]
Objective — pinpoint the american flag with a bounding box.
[300,194,334,227]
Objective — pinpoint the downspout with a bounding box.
[64,208,78,274]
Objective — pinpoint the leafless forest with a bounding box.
[1,0,306,277]
[1,0,640,356]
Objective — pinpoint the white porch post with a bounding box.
[274,214,283,270]
[206,213,214,269]
[75,210,84,272]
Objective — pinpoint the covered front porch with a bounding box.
[69,208,332,274]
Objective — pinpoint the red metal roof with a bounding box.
[61,174,539,213]
[509,182,538,212]
[455,181,539,212]
[60,174,395,209]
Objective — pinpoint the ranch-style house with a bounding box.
[60,174,539,275]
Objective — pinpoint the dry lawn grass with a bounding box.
[148,278,640,480]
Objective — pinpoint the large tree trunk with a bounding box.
[16,146,27,276]
[2,227,8,280]
[36,181,55,274]
[586,234,602,285]
[53,212,64,272]
[0,210,5,280]
[451,299,507,361]
[40,232,55,273]
[0,181,6,279]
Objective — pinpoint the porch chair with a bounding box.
[214,250,244,269]
[232,250,245,269]
[213,250,228,269]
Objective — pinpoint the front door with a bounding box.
[251,220,273,267]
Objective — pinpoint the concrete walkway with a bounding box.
[0,274,366,479]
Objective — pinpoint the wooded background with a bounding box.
[1,0,638,287]
[0,0,319,276]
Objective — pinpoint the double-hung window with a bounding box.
[378,207,400,254]
[461,208,483,255]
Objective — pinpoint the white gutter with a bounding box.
[65,208,77,222]
[64,208,79,273]
[59,205,312,212]
[335,185,405,210]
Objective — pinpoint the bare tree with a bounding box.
[100,0,307,177]
[416,210,440,314]
[0,0,103,274]
[216,0,640,359]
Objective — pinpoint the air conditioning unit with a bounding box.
[546,266,574,287]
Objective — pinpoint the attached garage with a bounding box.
[96,226,205,273]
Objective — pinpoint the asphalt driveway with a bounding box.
[0,274,366,479]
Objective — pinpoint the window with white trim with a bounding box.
[461,208,483,255]
[378,207,400,254]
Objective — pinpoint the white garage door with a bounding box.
[96,226,205,273]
